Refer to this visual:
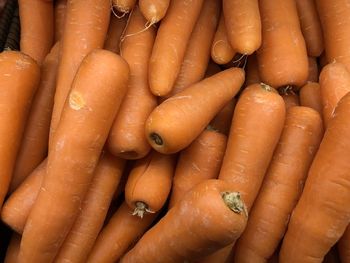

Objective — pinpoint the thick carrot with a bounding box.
[125,151,175,217]
[218,83,285,210]
[139,0,170,24]
[86,202,158,263]
[338,225,350,263]
[257,0,309,88]
[245,53,261,86]
[295,0,324,57]
[4,233,21,263]
[103,14,127,54]
[0,0,17,51]
[145,68,245,154]
[18,50,129,263]
[0,51,40,209]
[54,0,66,42]
[279,92,350,263]
[223,0,261,55]
[148,0,204,96]
[234,106,323,263]
[54,152,125,263]
[19,0,54,65]
[49,0,111,144]
[210,99,236,136]
[308,56,319,82]
[211,14,236,65]
[107,6,157,160]
[121,179,248,263]
[300,82,323,117]
[280,86,300,110]
[112,0,137,14]
[319,62,350,127]
[9,42,60,192]
[168,128,227,208]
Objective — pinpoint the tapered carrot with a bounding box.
[86,202,158,263]
[148,0,204,96]
[295,0,324,57]
[234,106,323,263]
[319,62,350,127]
[19,0,54,65]
[9,42,59,193]
[338,225,350,263]
[308,56,319,82]
[121,179,248,263]
[280,86,300,110]
[103,14,127,54]
[125,151,175,217]
[223,0,261,55]
[210,99,236,136]
[211,14,236,65]
[219,83,285,210]
[146,68,245,154]
[54,0,66,42]
[107,6,157,160]
[0,51,40,209]
[18,50,129,263]
[168,129,227,208]
[112,0,137,14]
[4,233,21,263]
[300,82,323,117]
[54,152,125,263]
[257,0,309,88]
[279,92,350,263]
[245,53,261,86]
[49,0,111,144]
[139,0,170,24]
[0,0,17,51]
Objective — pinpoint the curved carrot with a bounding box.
[54,0,66,42]
[9,42,59,193]
[0,51,40,209]
[338,226,350,263]
[19,0,54,65]
[295,0,324,57]
[148,0,204,96]
[300,82,323,117]
[308,56,319,82]
[0,0,17,51]
[4,233,21,263]
[223,0,261,55]
[210,99,236,136]
[234,106,323,263]
[125,151,175,217]
[103,14,127,54]
[86,202,158,263]
[257,0,309,88]
[139,0,170,24]
[145,68,245,154]
[168,129,227,208]
[245,53,261,86]
[112,0,137,14]
[107,6,157,160]
[121,179,248,263]
[280,86,300,110]
[18,50,129,263]
[211,14,236,65]
[279,92,350,262]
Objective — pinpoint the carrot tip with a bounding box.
[149,133,163,146]
[260,83,275,93]
[132,201,155,218]
[221,192,248,217]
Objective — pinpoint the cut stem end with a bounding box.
[132,201,155,218]
[150,132,163,146]
[221,192,248,217]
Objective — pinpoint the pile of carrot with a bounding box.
[1,0,350,262]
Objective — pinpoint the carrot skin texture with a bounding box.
[146,68,245,154]
[148,0,204,96]
[223,0,262,55]
[4,233,21,263]
[121,179,248,263]
[54,0,66,42]
[18,50,129,263]
[139,0,170,23]
[107,6,157,160]
[308,57,319,82]
[0,51,40,209]
[103,14,127,54]
[234,106,324,263]
[112,0,137,13]
[279,92,350,262]
[300,82,323,118]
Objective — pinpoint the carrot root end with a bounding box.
[149,133,163,146]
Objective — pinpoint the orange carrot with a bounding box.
[308,56,319,82]
[112,0,137,14]
[245,53,261,86]
[280,86,300,110]
[139,0,170,24]
[103,14,127,54]
[234,106,323,263]
[4,233,21,263]
[300,82,323,117]
[54,0,66,42]
[145,68,245,154]
[210,99,236,136]
[339,225,350,263]
[18,50,129,263]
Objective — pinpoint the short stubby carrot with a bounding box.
[300,82,323,118]
[139,0,170,24]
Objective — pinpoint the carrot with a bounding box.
[86,202,158,263]
[257,0,309,88]
[168,128,227,208]
[234,106,323,263]
[300,82,323,117]
[18,50,129,263]
[103,14,127,54]
[9,42,60,193]
[148,0,204,96]
[210,99,236,136]
[4,233,21,263]
[279,92,350,262]
[218,83,285,210]
[18,0,54,65]
[3,6,19,51]
[0,51,40,209]
[0,0,17,51]
[205,60,221,77]
[139,0,170,24]
[112,0,137,14]
[54,0,66,42]
[223,0,261,55]
[54,152,125,263]
[319,62,350,127]
[245,53,261,86]
[319,51,328,69]
[49,0,111,144]
[145,68,245,154]
[316,0,350,72]
[121,179,248,263]
[308,56,319,82]
[211,13,236,65]
[107,6,157,160]
[295,0,324,57]
[280,86,300,110]
[125,151,175,217]
[338,225,350,263]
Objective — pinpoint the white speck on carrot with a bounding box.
[69,90,86,110]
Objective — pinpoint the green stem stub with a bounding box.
[221,192,248,217]
[150,132,163,146]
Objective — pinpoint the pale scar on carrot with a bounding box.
[69,91,85,110]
